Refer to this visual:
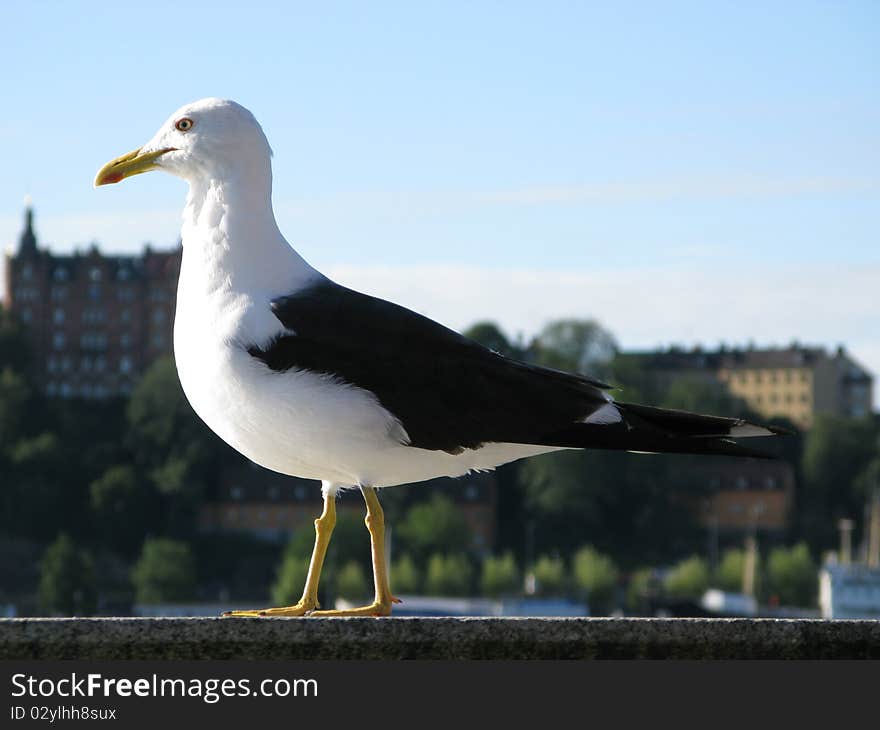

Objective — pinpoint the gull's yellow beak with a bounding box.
[93,147,175,187]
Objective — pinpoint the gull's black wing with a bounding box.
[245,279,612,454]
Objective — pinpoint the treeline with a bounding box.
[1,309,878,614]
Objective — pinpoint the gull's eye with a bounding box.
[175,117,194,132]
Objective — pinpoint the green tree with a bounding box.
[425,553,473,596]
[533,555,566,596]
[519,448,703,566]
[626,567,659,613]
[572,546,618,613]
[283,512,372,583]
[336,561,369,601]
[462,321,523,358]
[0,368,29,445]
[127,357,234,534]
[271,554,311,606]
[391,554,420,594]
[4,432,74,542]
[131,538,197,604]
[716,549,746,593]
[38,534,96,616]
[664,556,709,599]
[0,307,32,377]
[90,464,156,555]
[481,552,520,597]
[801,415,878,549]
[766,543,816,607]
[662,376,750,418]
[397,495,472,562]
[531,318,618,378]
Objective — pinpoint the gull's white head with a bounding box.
[94,98,272,187]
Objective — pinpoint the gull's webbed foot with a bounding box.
[223,600,319,618]
[308,596,401,617]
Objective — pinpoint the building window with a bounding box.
[120,309,132,323]
[46,382,58,396]
[230,486,243,500]
[152,309,166,324]
[53,332,65,349]
[120,334,132,349]
[80,357,93,372]
[88,284,101,300]
[15,287,37,301]
[47,357,58,373]
[59,382,73,398]
[21,264,33,280]
[61,357,72,372]
[20,308,32,323]
[83,309,106,324]
[735,476,748,490]
[89,267,102,281]
[81,333,108,350]
[118,287,134,302]
[119,356,133,374]
[94,356,106,372]
[117,268,131,281]
[53,308,65,324]
[51,286,67,301]
[151,334,167,349]
[53,267,68,281]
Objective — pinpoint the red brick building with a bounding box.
[198,460,499,552]
[3,203,181,397]
[694,459,795,535]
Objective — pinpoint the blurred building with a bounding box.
[695,459,795,536]
[197,460,499,551]
[820,495,880,619]
[623,344,873,429]
[819,564,880,619]
[3,202,181,397]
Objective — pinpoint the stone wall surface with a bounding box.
[2,617,880,660]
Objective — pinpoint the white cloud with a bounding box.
[472,176,880,206]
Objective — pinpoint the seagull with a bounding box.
[95,98,785,617]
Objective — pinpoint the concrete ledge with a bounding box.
[2,617,880,659]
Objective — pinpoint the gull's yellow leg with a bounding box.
[310,486,401,617]
[224,484,337,617]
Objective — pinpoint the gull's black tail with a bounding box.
[542,401,790,458]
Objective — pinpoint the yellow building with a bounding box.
[625,345,874,430]
[716,347,873,429]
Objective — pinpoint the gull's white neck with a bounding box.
[179,164,320,298]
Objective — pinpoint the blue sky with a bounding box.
[2,1,878,399]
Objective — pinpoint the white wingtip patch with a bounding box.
[730,423,774,438]
[583,402,622,425]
